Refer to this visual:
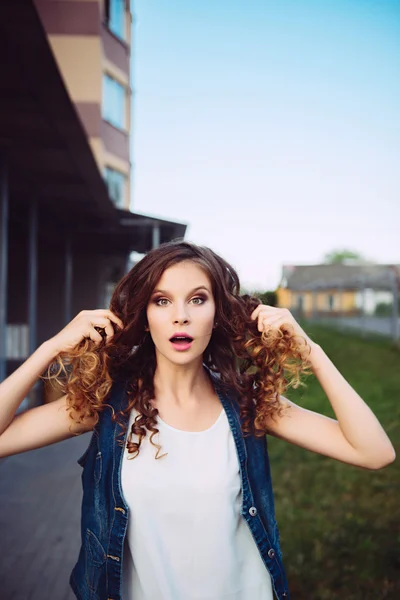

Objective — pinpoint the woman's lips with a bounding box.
[169,336,194,351]
[170,340,193,351]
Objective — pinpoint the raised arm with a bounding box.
[251,305,396,470]
[0,309,123,458]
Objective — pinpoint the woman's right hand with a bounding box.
[48,309,124,355]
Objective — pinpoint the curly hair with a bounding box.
[48,240,312,459]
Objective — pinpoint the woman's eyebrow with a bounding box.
[151,286,211,295]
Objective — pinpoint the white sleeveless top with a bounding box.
[120,406,274,600]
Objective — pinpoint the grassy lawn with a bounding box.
[268,325,399,600]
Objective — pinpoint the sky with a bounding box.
[130,0,399,291]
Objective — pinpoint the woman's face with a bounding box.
[146,261,216,366]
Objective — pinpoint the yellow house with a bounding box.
[276,264,398,318]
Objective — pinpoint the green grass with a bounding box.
[268,325,400,600]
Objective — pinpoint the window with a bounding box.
[104,167,126,208]
[103,281,117,308]
[297,295,304,311]
[105,0,126,40]
[328,294,335,310]
[102,74,126,129]
[6,324,29,359]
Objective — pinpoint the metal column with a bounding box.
[152,224,160,249]
[28,199,38,355]
[0,156,8,382]
[65,237,73,324]
[391,270,399,343]
[312,287,318,320]
[337,284,344,332]
[360,277,367,337]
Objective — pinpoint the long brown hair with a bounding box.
[49,240,312,458]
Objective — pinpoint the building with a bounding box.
[34,0,132,210]
[0,0,186,404]
[277,263,400,318]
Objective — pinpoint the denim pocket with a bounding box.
[85,528,106,596]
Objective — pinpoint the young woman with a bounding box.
[0,241,395,600]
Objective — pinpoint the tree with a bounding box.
[374,300,400,317]
[323,249,369,265]
[254,290,278,306]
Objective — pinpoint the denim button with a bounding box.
[249,506,257,517]
[267,548,275,558]
[282,593,288,598]
[114,506,126,515]
[107,554,120,562]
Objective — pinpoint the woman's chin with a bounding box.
[156,345,205,366]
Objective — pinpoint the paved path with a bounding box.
[0,432,92,600]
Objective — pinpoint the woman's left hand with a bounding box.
[250,304,315,350]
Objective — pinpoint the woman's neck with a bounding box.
[152,356,212,408]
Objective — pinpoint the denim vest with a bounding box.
[69,371,290,600]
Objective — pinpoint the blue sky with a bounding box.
[131,0,399,291]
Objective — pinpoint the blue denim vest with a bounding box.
[69,370,290,600]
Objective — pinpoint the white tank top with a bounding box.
[121,406,274,600]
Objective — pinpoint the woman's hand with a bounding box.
[48,309,124,355]
[250,304,315,353]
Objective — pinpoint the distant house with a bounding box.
[277,263,399,318]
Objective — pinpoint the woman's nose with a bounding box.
[173,306,190,325]
[173,316,189,325]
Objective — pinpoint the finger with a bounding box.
[104,310,124,330]
[92,316,123,339]
[90,317,112,329]
[261,316,286,332]
[90,310,124,330]
[92,316,120,341]
[93,326,107,341]
[103,322,115,342]
[251,305,267,320]
[269,317,286,328]
[252,305,280,320]
[88,331,104,344]
[250,306,261,320]
[270,320,295,335]
[258,312,280,330]
[259,316,274,332]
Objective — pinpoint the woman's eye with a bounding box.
[154,296,205,306]
[156,298,169,306]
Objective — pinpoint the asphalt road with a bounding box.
[0,432,91,600]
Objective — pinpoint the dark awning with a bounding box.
[73,210,187,254]
[116,210,187,253]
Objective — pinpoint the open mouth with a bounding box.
[169,335,194,350]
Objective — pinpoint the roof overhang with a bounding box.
[73,210,187,254]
